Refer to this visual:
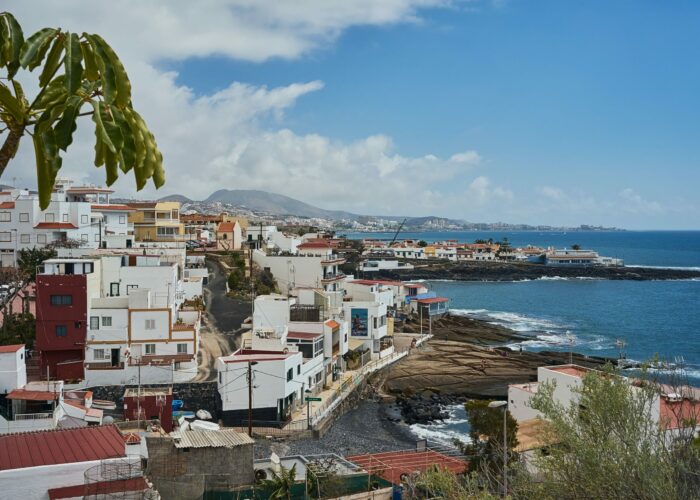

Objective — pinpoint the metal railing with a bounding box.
[14,412,53,421]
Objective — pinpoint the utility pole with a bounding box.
[247,361,254,437]
[137,360,142,429]
[98,219,102,249]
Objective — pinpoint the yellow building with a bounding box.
[127,201,185,241]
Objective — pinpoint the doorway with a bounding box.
[110,348,120,367]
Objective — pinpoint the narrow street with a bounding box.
[193,257,251,382]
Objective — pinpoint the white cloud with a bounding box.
[618,188,664,215]
[467,176,513,204]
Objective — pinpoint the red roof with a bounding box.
[0,425,126,471]
[287,331,323,340]
[223,349,297,364]
[48,478,148,499]
[415,297,449,304]
[217,221,238,232]
[0,201,15,209]
[34,222,78,229]
[0,344,24,353]
[91,204,135,211]
[123,432,141,444]
[325,320,340,329]
[6,389,59,401]
[347,450,468,485]
[298,241,332,249]
[660,397,700,430]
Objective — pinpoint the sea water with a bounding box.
[343,231,700,442]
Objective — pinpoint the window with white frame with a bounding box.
[0,212,10,222]
[145,319,156,330]
[37,234,47,244]
[93,349,106,360]
[0,232,10,242]
[81,214,88,224]
[94,233,100,242]
[145,343,156,355]
[119,215,126,224]
[19,212,29,222]
[45,213,55,222]
[81,234,88,242]
[90,316,100,330]
[102,316,112,327]
[20,234,30,244]
[177,343,188,354]
[62,214,69,222]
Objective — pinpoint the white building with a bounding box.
[360,259,414,273]
[253,243,346,295]
[342,301,389,358]
[0,344,26,394]
[0,180,133,266]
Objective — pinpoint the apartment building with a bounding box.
[127,201,185,242]
[0,180,132,266]
[35,253,201,386]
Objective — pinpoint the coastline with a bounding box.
[372,261,700,282]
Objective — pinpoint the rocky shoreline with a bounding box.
[380,313,616,426]
[374,261,700,281]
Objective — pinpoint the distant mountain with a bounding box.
[157,194,194,203]
[202,189,361,220]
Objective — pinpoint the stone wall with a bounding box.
[89,381,221,419]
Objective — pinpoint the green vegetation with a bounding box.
[17,246,56,281]
[0,11,163,208]
[417,240,428,247]
[0,312,35,348]
[261,464,297,499]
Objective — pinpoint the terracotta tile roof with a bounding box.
[415,297,449,304]
[298,241,332,249]
[217,221,237,232]
[48,478,148,499]
[0,425,125,471]
[0,344,24,353]
[287,331,323,340]
[34,222,78,229]
[91,204,135,211]
[0,201,15,209]
[347,450,468,485]
[325,320,340,329]
[6,389,59,401]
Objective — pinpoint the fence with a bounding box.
[230,419,312,438]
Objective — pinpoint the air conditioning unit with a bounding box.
[667,393,683,403]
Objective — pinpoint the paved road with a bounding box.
[193,258,251,382]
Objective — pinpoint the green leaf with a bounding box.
[93,133,105,167]
[0,83,23,122]
[0,12,25,78]
[90,100,116,153]
[54,95,82,150]
[110,106,136,172]
[80,41,99,81]
[33,75,67,110]
[34,129,63,210]
[88,34,131,107]
[85,34,117,105]
[20,28,57,70]
[63,32,83,94]
[104,148,118,185]
[39,37,63,87]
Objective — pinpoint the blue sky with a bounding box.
[9,1,700,229]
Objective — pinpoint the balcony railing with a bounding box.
[321,273,345,283]
[14,412,53,421]
[290,305,324,322]
[85,362,125,370]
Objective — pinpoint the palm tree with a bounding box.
[262,464,297,499]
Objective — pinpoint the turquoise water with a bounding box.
[345,231,700,378]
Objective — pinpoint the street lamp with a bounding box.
[305,389,312,430]
[488,400,508,497]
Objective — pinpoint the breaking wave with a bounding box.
[409,405,472,447]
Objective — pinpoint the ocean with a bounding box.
[341,230,700,442]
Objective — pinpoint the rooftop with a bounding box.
[0,425,125,471]
[287,331,324,340]
[347,449,468,485]
[6,389,59,401]
[34,222,78,230]
[91,204,135,211]
[415,297,449,304]
[546,364,591,378]
[223,348,298,364]
[170,429,254,448]
[0,344,24,353]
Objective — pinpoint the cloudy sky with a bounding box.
[5,1,699,229]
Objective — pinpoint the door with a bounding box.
[110,282,119,296]
[110,348,120,367]
[64,263,74,275]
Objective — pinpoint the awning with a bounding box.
[348,338,367,351]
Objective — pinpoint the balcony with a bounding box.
[128,354,193,366]
[321,257,346,265]
[321,273,345,284]
[290,305,324,322]
[85,361,125,370]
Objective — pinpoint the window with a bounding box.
[119,215,126,224]
[156,226,177,236]
[297,365,301,375]
[55,325,67,337]
[62,213,69,222]
[0,212,10,222]
[145,319,156,330]
[287,368,293,381]
[45,213,55,222]
[81,234,88,242]
[20,234,30,244]
[94,349,106,360]
[0,232,10,242]
[50,295,72,306]
[19,212,29,222]
[126,285,138,294]
[102,316,112,327]
[90,316,99,330]
[81,214,89,224]
[37,234,47,244]
[74,321,82,329]
[94,233,100,242]
[177,343,188,354]
[145,344,156,355]
[373,317,377,329]
[171,209,179,219]
[219,372,222,383]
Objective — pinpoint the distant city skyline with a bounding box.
[4,1,699,230]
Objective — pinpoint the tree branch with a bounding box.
[0,125,25,179]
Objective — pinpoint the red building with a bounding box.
[123,387,173,432]
[35,274,87,381]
